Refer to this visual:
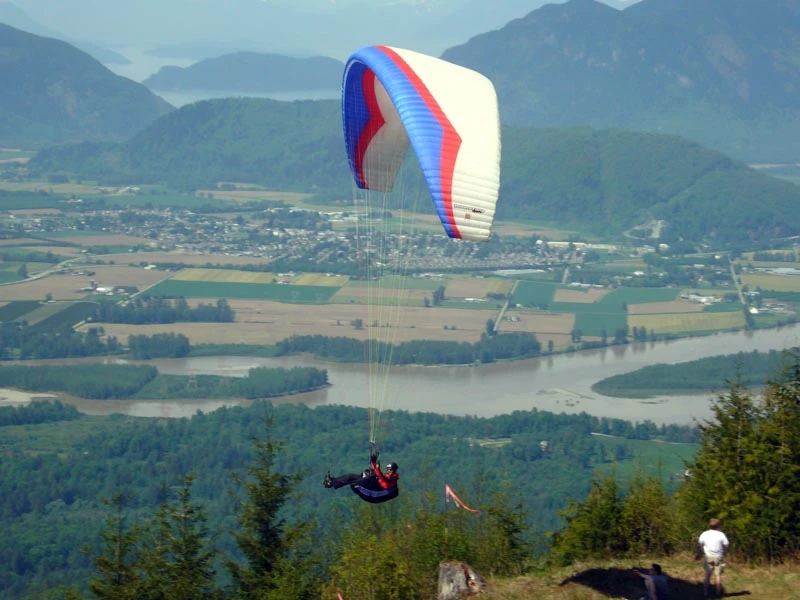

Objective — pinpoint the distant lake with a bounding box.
[103,46,340,108]
[153,88,340,108]
[104,46,195,83]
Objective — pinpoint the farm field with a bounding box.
[196,188,313,205]
[332,286,432,306]
[0,238,47,246]
[512,281,560,306]
[169,268,350,287]
[740,273,800,293]
[627,300,706,315]
[144,279,340,303]
[499,309,575,337]
[0,248,783,349]
[81,300,499,345]
[172,268,277,284]
[600,287,681,304]
[0,266,169,301]
[40,232,156,247]
[629,311,746,335]
[445,275,514,299]
[0,181,101,194]
[99,252,270,266]
[12,245,85,256]
[0,300,41,321]
[553,287,609,303]
[21,301,72,325]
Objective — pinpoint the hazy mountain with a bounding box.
[11,0,642,59]
[441,0,800,162]
[0,1,129,64]
[0,23,173,148]
[142,53,344,92]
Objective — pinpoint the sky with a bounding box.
[6,0,644,60]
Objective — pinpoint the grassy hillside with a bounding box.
[29,98,346,191]
[484,556,800,599]
[500,126,800,243]
[28,97,800,246]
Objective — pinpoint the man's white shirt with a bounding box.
[699,529,729,557]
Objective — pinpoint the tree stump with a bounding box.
[438,561,487,600]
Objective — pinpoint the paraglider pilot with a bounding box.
[324,454,399,503]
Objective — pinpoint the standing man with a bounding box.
[696,518,730,597]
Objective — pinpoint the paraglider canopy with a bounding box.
[342,45,501,242]
[340,45,501,460]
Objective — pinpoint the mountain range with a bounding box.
[0,23,172,148]
[5,0,799,163]
[4,0,800,246]
[442,0,800,162]
[0,1,128,64]
[142,53,344,93]
[6,0,642,59]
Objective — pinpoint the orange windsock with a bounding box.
[445,483,480,514]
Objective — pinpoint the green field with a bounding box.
[0,300,41,321]
[0,271,23,284]
[600,287,681,305]
[702,302,745,313]
[592,435,697,487]
[574,312,629,337]
[143,280,340,303]
[346,276,444,291]
[759,290,800,303]
[24,301,97,332]
[512,281,560,306]
[16,302,65,325]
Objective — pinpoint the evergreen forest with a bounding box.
[2,352,799,599]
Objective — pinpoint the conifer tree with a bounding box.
[620,471,672,556]
[138,475,218,599]
[474,489,531,576]
[674,355,800,562]
[743,353,800,560]
[549,472,625,565]
[672,375,760,554]
[226,429,317,599]
[324,528,423,600]
[88,493,141,600]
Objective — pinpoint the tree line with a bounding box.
[592,348,799,397]
[0,363,327,401]
[0,324,120,360]
[276,331,542,365]
[92,297,235,324]
[551,351,800,565]
[0,399,80,426]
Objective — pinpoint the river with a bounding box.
[13,323,797,425]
